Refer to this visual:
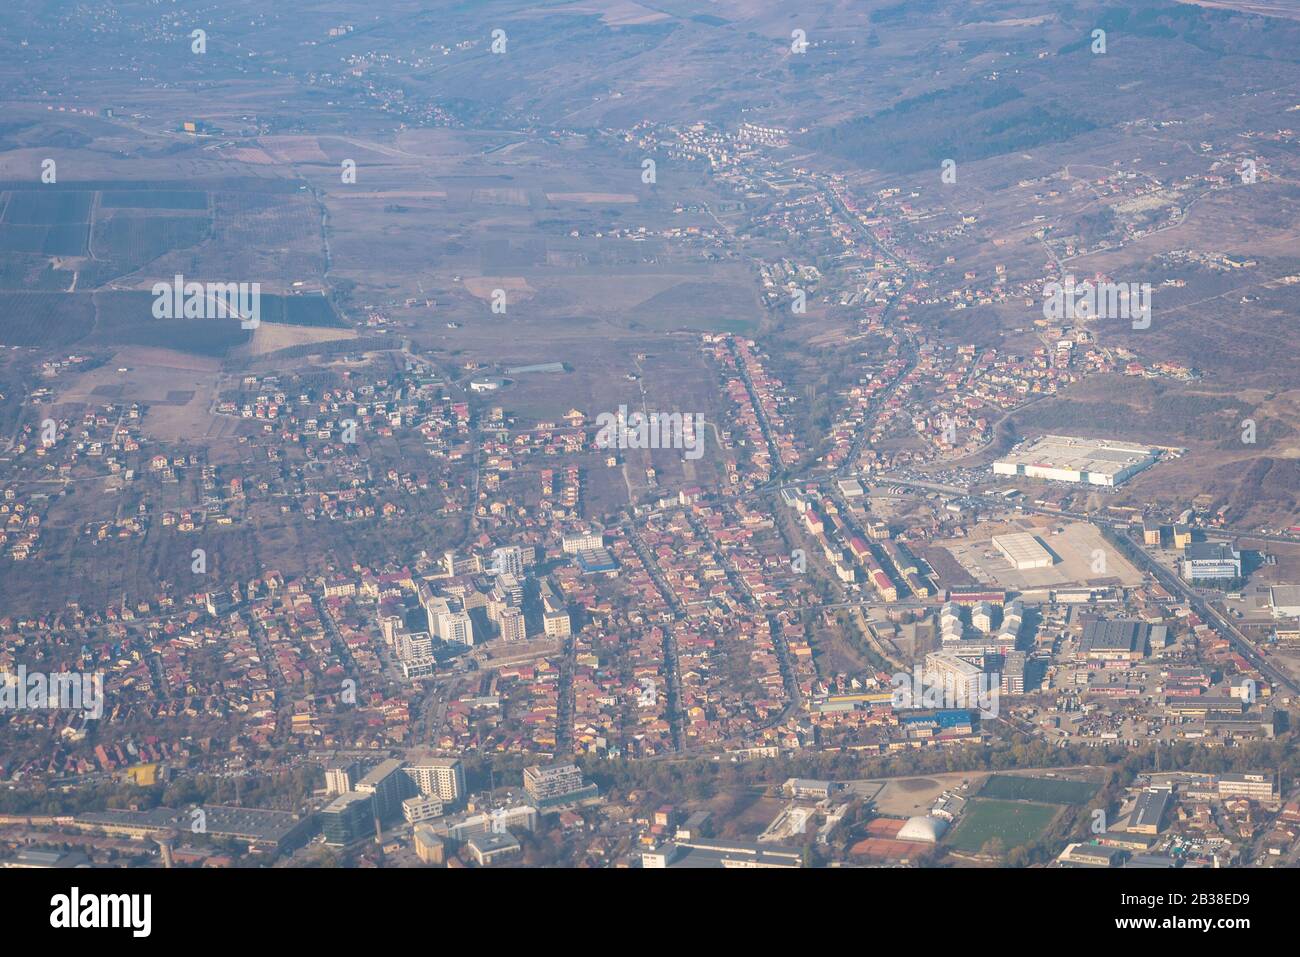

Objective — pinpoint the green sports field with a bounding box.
[977,774,1100,805]
[947,798,1059,853]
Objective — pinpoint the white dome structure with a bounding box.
[898,815,948,844]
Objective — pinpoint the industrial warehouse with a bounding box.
[992,533,1055,570]
[993,435,1163,487]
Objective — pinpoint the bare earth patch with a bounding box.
[245,321,357,356]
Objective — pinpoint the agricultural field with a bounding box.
[0,291,95,347]
[0,252,69,290]
[99,190,208,210]
[88,214,212,281]
[0,187,91,255]
[144,190,326,285]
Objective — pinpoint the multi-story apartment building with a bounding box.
[424,595,474,646]
[923,651,984,706]
[1001,652,1026,695]
[562,531,603,555]
[440,551,483,577]
[324,759,359,796]
[522,763,600,808]
[489,546,526,577]
[498,606,527,642]
[543,607,571,638]
[403,756,465,804]
[355,759,407,824]
[402,795,445,825]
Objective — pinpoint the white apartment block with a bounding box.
[404,757,466,803]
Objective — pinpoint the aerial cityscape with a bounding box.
[0,0,1296,917]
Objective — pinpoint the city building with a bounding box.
[435,604,475,646]
[576,547,618,575]
[999,601,1024,644]
[467,831,521,865]
[1079,619,1149,662]
[440,551,482,577]
[324,759,359,796]
[402,795,444,825]
[1149,624,1170,650]
[403,756,465,804]
[1129,788,1171,835]
[923,651,984,706]
[1001,652,1026,695]
[522,763,600,808]
[562,531,604,554]
[441,805,538,840]
[543,608,571,638]
[1268,585,1300,618]
[782,778,836,800]
[75,805,312,855]
[355,759,408,824]
[400,656,436,679]
[489,545,526,577]
[412,824,446,865]
[1181,542,1242,582]
[541,584,572,638]
[321,792,374,846]
[939,602,965,643]
[1218,772,1277,804]
[642,839,802,869]
[398,631,434,660]
[992,532,1054,570]
[498,606,527,642]
[1058,843,1123,867]
[993,435,1160,487]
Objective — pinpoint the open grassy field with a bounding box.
[946,798,1060,853]
[978,774,1100,805]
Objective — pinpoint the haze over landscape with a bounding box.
[0,0,1299,904]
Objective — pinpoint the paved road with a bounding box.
[876,475,1300,697]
